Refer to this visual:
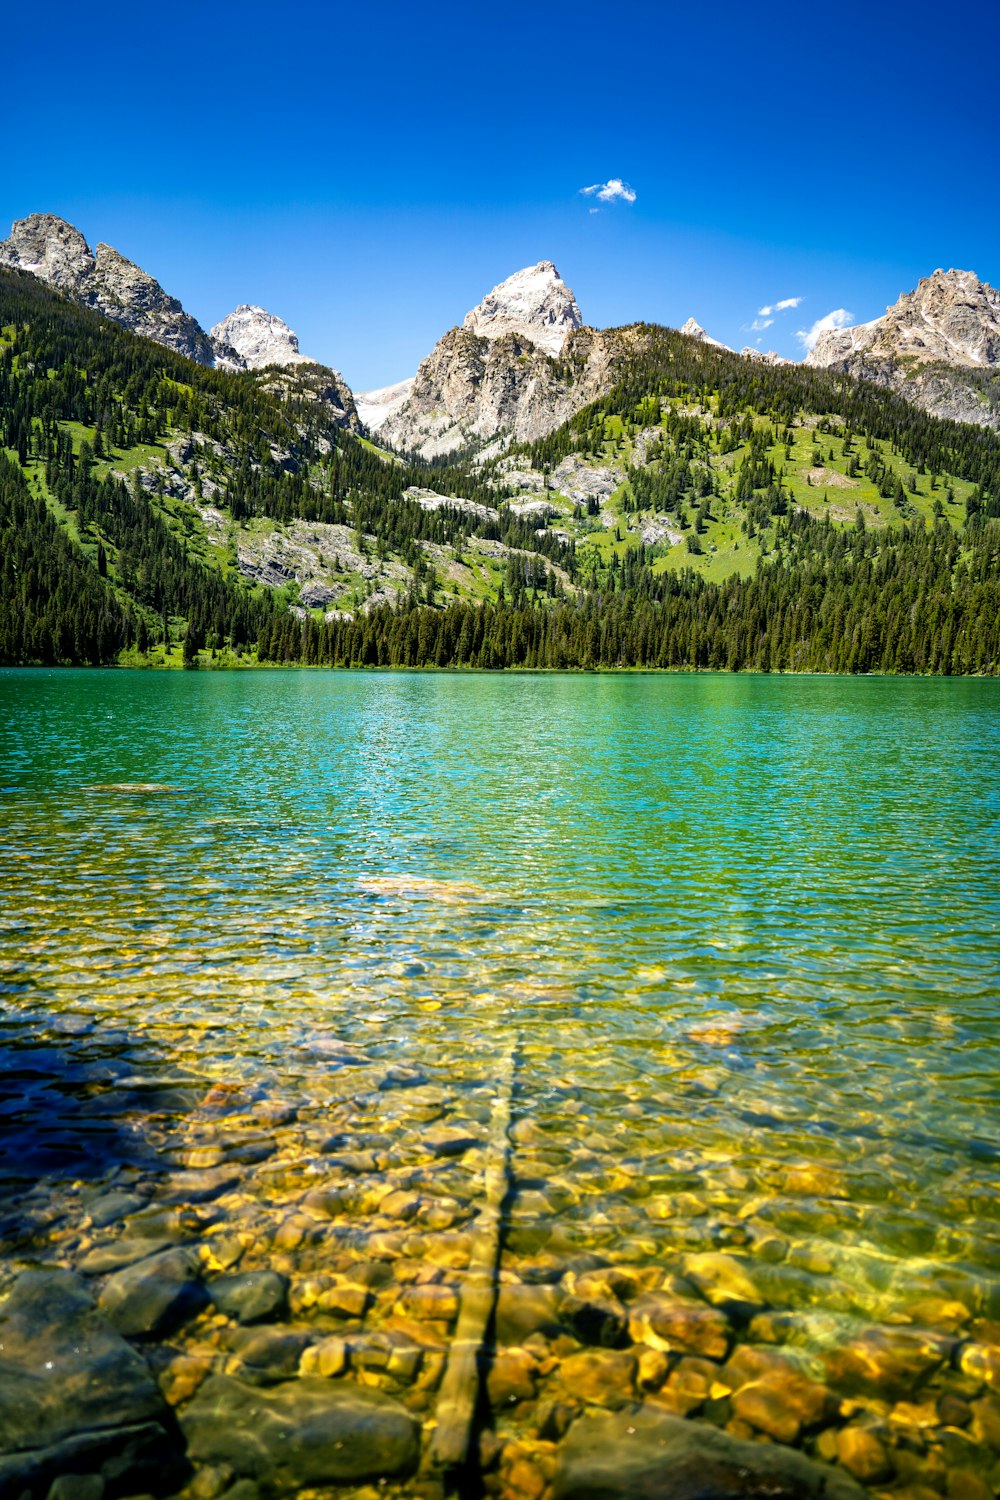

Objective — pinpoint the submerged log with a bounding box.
[429,1036,517,1474]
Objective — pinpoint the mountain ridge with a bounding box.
[806,268,1000,429]
[3,213,999,455]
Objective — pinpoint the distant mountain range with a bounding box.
[1,226,997,675]
[2,214,998,453]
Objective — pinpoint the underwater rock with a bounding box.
[0,1269,181,1496]
[496,1283,564,1344]
[227,1326,313,1384]
[823,1324,953,1396]
[180,1375,419,1487]
[835,1424,893,1482]
[628,1294,730,1359]
[552,1407,868,1499]
[487,1347,540,1407]
[559,1349,636,1409]
[559,1292,629,1348]
[299,1335,349,1378]
[99,1247,205,1337]
[682,1252,766,1315]
[79,1237,178,1274]
[84,1190,147,1228]
[208,1270,289,1325]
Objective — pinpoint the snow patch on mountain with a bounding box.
[355,377,417,436]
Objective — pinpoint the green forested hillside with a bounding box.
[1,266,998,673]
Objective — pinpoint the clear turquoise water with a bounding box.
[2,669,999,1490]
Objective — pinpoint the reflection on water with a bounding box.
[1,669,999,1498]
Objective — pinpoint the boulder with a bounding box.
[180,1375,419,1487]
[208,1270,289,1325]
[495,1283,563,1345]
[98,1246,204,1337]
[552,1407,868,1499]
[628,1294,730,1359]
[0,1269,181,1496]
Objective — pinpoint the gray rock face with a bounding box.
[0,214,217,364]
[0,1269,180,1497]
[371,324,648,461]
[98,1245,204,1337]
[806,268,1000,429]
[359,261,604,457]
[210,304,311,370]
[181,1375,420,1487]
[0,212,94,290]
[553,1408,867,1500]
[0,214,217,363]
[354,376,415,435]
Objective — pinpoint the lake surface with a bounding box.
[2,669,999,1498]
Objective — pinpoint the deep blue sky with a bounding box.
[4,0,998,390]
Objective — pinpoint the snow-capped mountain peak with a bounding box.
[680,317,731,351]
[461,261,582,357]
[209,304,311,370]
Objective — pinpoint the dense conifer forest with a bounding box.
[1,265,997,674]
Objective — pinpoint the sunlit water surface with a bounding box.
[1,669,999,1497]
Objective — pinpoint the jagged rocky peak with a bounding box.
[0,212,216,365]
[210,304,312,370]
[680,317,731,351]
[805,268,1000,429]
[462,261,582,356]
[808,268,1000,371]
[0,213,94,289]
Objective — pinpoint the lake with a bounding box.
[2,668,999,1499]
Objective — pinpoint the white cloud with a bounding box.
[758,296,802,316]
[580,178,637,205]
[797,308,854,352]
[750,317,774,331]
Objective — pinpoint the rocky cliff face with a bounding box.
[365,323,644,461]
[806,269,1000,428]
[0,214,217,364]
[359,262,618,459]
[210,304,311,370]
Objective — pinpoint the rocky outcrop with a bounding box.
[367,323,646,461]
[0,214,217,364]
[462,260,582,356]
[210,303,311,369]
[741,345,790,365]
[359,261,601,458]
[806,268,1000,428]
[252,361,361,432]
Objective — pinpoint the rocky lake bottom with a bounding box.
[1,669,998,1500]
